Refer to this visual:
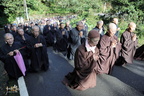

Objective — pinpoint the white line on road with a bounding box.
[18,76,29,96]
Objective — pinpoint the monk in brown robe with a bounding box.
[119,22,138,64]
[62,30,100,91]
[97,23,121,74]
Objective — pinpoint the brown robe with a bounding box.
[97,33,121,74]
[62,43,99,91]
[120,30,138,64]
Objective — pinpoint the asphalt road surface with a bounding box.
[24,47,144,96]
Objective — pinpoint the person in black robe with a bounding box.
[15,28,30,46]
[93,20,105,37]
[4,24,11,33]
[11,26,18,38]
[65,21,72,34]
[93,20,105,48]
[43,20,54,46]
[39,20,46,35]
[81,19,88,36]
[67,22,86,60]
[53,23,69,53]
[51,22,59,44]
[43,20,52,36]
[15,28,31,70]
[0,33,27,79]
[112,18,120,37]
[23,23,31,36]
[27,26,49,72]
[18,23,24,29]
[134,44,144,60]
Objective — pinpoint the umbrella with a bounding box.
[14,52,26,76]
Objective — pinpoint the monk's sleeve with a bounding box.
[0,48,9,63]
[115,39,122,58]
[69,30,80,44]
[74,49,89,70]
[64,30,69,39]
[41,36,47,47]
[99,38,112,61]
[120,33,135,51]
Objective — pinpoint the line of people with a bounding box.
[0,18,139,91]
[1,18,88,80]
[63,21,138,91]
[0,26,49,80]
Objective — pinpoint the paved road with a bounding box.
[24,48,73,96]
[24,47,144,96]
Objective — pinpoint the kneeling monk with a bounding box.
[62,30,100,91]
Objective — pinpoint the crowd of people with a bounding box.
[1,17,143,91]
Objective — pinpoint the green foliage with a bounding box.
[0,0,143,45]
[107,0,144,44]
[1,0,24,23]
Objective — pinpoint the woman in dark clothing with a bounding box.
[0,33,26,79]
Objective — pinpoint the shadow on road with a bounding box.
[112,60,144,94]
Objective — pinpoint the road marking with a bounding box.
[18,76,29,96]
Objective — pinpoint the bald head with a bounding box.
[113,18,118,24]
[32,26,40,37]
[108,23,117,36]
[32,26,39,31]
[4,33,14,45]
[4,33,13,39]
[97,20,104,29]
[108,23,117,30]
[76,21,83,31]
[17,28,24,36]
[128,22,136,32]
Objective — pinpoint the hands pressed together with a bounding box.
[34,43,43,48]
[111,40,117,48]
[132,34,137,41]
[8,50,20,56]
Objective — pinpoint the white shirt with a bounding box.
[85,40,96,53]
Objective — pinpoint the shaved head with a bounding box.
[4,33,13,39]
[108,23,117,36]
[113,18,118,24]
[108,23,117,30]
[97,20,103,25]
[128,22,136,28]
[4,33,14,45]
[97,20,104,29]
[128,22,136,32]
[76,21,83,31]
[32,26,40,37]
[32,26,40,31]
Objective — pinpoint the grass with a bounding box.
[138,37,144,46]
